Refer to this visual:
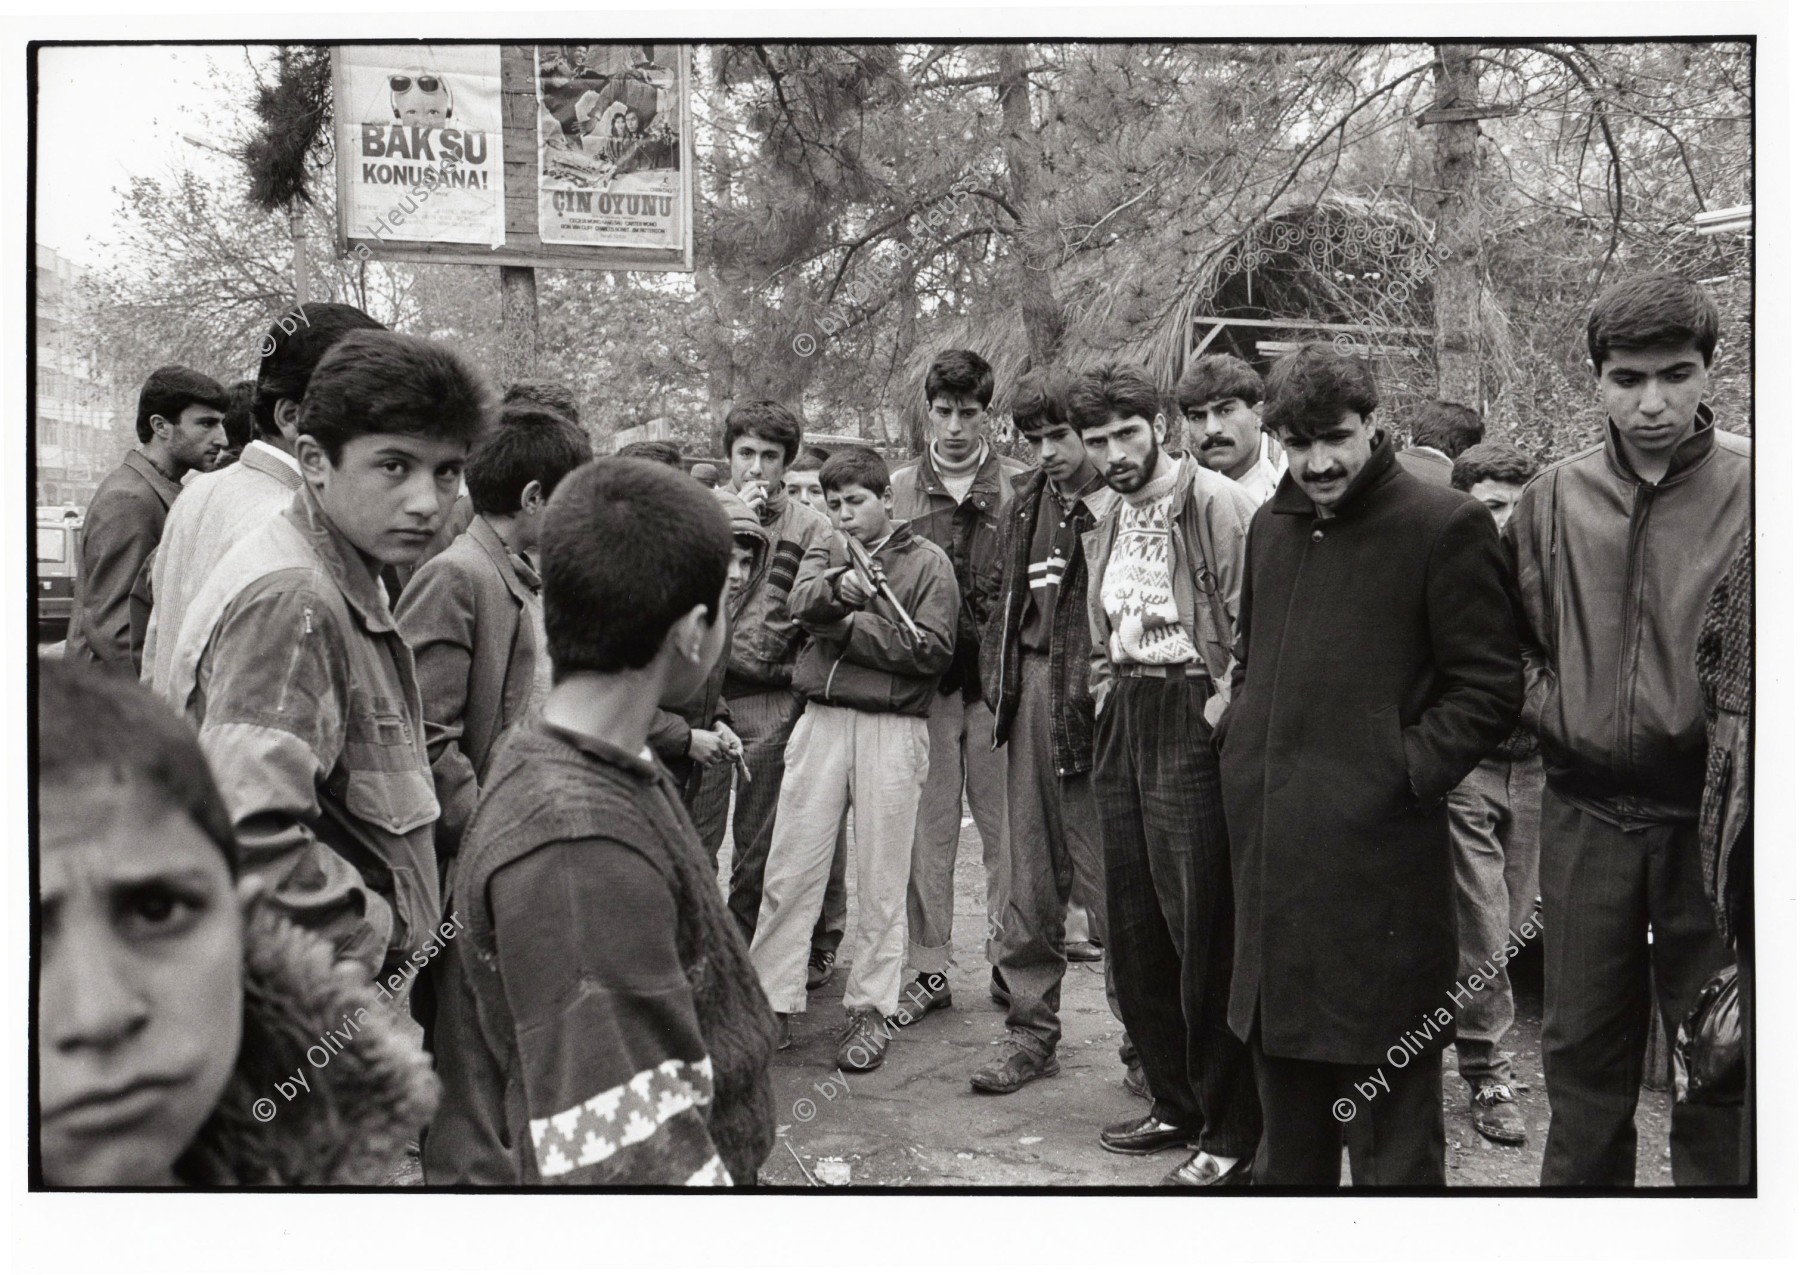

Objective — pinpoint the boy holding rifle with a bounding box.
[747,447,959,1072]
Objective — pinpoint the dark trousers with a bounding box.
[1538,786,1742,1186]
[711,687,806,943]
[1250,1020,1446,1186]
[1092,674,1260,1157]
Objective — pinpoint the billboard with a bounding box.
[333,44,694,272]
[335,44,506,248]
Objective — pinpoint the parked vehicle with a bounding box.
[36,507,83,643]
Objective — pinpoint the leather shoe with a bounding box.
[1161,1148,1253,1187]
[1100,1113,1197,1156]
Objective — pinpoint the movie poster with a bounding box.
[534,44,690,252]
[337,45,505,248]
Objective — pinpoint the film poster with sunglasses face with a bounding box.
[336,44,506,247]
[534,44,691,252]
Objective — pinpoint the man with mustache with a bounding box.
[1075,362,1262,1186]
[1177,354,1283,505]
[1216,343,1521,1185]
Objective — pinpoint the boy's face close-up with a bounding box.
[1021,422,1089,487]
[825,482,893,546]
[1280,409,1377,513]
[1469,478,1526,533]
[301,432,467,568]
[729,433,788,499]
[727,540,758,596]
[927,392,989,465]
[38,780,245,1187]
[783,468,825,513]
[1595,340,1710,464]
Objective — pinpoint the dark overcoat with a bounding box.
[1216,438,1522,1065]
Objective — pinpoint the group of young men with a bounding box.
[54,269,1749,1188]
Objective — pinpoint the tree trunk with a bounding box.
[1431,44,1482,409]
[997,44,1063,366]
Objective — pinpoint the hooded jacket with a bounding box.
[175,902,439,1185]
[1504,407,1750,827]
[722,490,833,692]
[788,521,958,717]
[653,489,766,779]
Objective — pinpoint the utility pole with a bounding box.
[186,131,309,305]
[289,205,310,306]
[498,46,542,383]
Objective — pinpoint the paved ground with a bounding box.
[741,810,1676,1189]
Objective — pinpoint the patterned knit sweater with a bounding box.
[1100,461,1202,666]
[422,716,777,1186]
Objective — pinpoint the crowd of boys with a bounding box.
[49,270,1750,1188]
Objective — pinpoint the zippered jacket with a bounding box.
[788,521,958,717]
[979,467,1119,774]
[163,483,442,975]
[1081,451,1259,725]
[1505,408,1750,827]
[890,446,1029,700]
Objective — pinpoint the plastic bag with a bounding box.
[1673,964,1744,1106]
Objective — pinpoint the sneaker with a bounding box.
[1123,1062,1151,1101]
[775,1013,794,1051]
[1471,1083,1527,1145]
[989,967,1011,1009]
[836,1010,891,1071]
[971,1047,1061,1094]
[889,972,951,1027]
[805,948,837,990]
[1064,940,1103,963]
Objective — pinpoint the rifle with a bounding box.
[843,534,925,645]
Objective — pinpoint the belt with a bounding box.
[1116,661,1212,683]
